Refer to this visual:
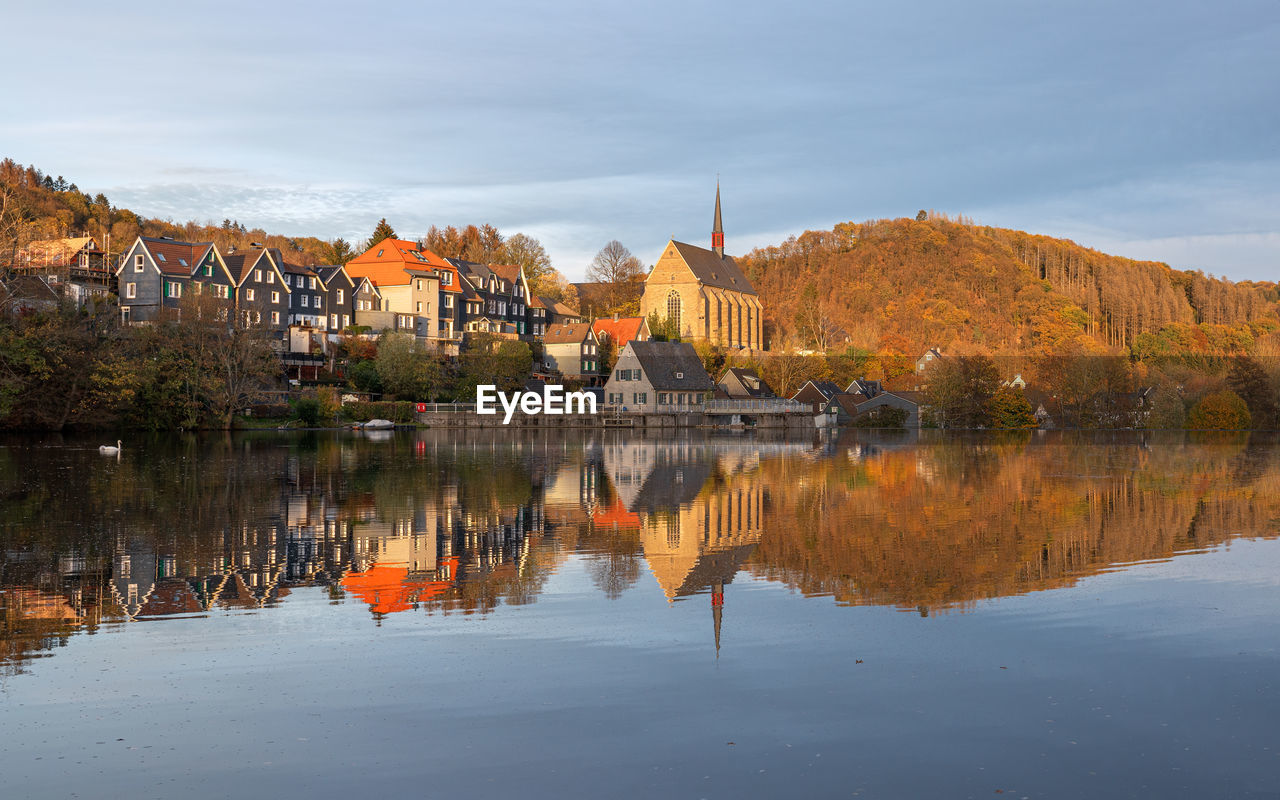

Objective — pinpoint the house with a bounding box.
[0,275,60,315]
[916,346,944,375]
[790,380,843,413]
[451,259,531,337]
[717,367,775,399]
[222,247,291,336]
[591,315,651,352]
[281,262,326,329]
[538,295,582,326]
[831,390,923,427]
[312,264,356,333]
[116,236,223,324]
[13,236,108,280]
[542,323,600,379]
[603,340,715,413]
[344,238,459,343]
[638,185,763,349]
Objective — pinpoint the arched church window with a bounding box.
[667,290,681,334]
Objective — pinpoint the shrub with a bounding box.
[294,397,322,427]
[1188,390,1251,429]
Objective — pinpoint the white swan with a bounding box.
[99,440,122,455]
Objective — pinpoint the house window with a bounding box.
[444,294,453,309]
[271,291,280,304]
[300,294,309,307]
[255,269,263,282]
[121,306,131,323]
[266,271,274,284]
[441,272,451,286]
[330,314,338,328]
[342,314,350,328]
[675,371,683,379]
[416,301,422,313]
[134,254,144,271]
[203,264,212,277]
[246,289,255,301]
[125,282,137,299]
[314,295,322,308]
[309,277,317,290]
[271,311,280,325]
[336,289,344,304]
[634,392,647,405]
[165,281,182,298]
[416,279,423,291]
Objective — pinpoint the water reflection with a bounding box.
[2,430,1278,673]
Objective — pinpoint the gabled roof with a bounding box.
[659,240,757,295]
[279,260,316,278]
[544,323,596,345]
[628,341,715,391]
[347,239,456,289]
[223,248,287,288]
[790,380,842,403]
[591,316,647,348]
[1,275,60,306]
[488,263,523,286]
[719,367,774,398]
[21,236,100,262]
[137,236,215,277]
[846,378,883,398]
[538,295,580,318]
[312,265,354,288]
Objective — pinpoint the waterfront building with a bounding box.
[603,340,714,413]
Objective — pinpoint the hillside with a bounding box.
[740,214,1280,357]
[0,159,347,267]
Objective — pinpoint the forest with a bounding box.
[741,212,1280,358]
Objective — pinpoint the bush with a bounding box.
[1188,390,1252,430]
[294,397,322,427]
[342,400,417,424]
[850,405,907,428]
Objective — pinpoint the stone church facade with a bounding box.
[639,187,764,350]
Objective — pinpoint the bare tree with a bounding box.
[586,240,645,315]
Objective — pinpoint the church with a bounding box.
[639,187,764,350]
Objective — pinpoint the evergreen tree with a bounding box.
[1226,357,1278,428]
[987,387,1036,428]
[369,218,397,247]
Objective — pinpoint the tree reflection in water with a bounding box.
[2,429,1277,673]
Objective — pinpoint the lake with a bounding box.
[1,429,1278,799]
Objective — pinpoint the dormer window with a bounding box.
[675,372,684,379]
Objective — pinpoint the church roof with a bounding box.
[665,240,757,295]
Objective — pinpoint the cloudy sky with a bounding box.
[3,0,1277,281]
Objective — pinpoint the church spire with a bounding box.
[711,182,724,258]
[712,579,724,658]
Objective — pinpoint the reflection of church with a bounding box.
[602,441,767,653]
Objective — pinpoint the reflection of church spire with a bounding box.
[712,579,724,658]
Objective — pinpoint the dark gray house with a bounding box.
[718,367,775,399]
[603,340,715,413]
[116,236,225,323]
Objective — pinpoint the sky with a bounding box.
[2,0,1277,282]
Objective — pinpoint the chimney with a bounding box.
[613,311,618,321]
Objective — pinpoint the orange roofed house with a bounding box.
[344,238,456,346]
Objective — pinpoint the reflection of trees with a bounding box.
[7,431,1280,671]
[749,432,1280,612]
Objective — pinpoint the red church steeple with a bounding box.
[711,182,724,258]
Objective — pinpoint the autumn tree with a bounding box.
[987,387,1036,429]
[375,333,444,400]
[1226,357,1278,428]
[1188,390,1252,429]
[928,355,999,428]
[587,240,645,315]
[1143,383,1187,429]
[454,333,532,400]
[793,283,840,351]
[502,233,554,291]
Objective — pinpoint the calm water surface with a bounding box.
[1,430,1278,799]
